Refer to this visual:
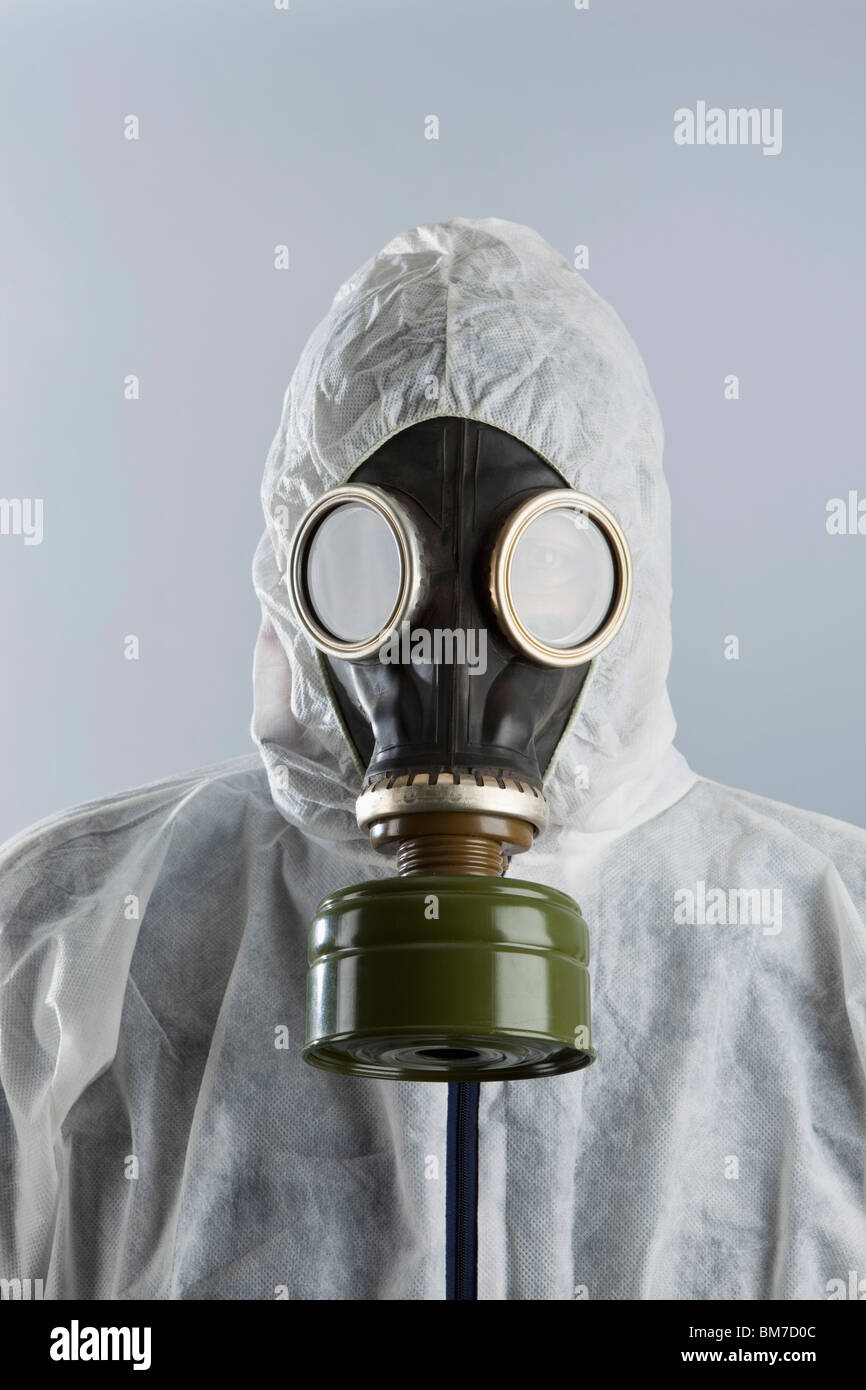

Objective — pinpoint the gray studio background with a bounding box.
[1,0,863,843]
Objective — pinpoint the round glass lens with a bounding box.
[509,508,616,649]
[306,503,402,643]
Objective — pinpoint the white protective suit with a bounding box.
[1,218,865,1301]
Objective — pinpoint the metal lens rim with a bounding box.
[287,484,420,661]
[492,489,632,667]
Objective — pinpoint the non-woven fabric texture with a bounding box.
[1,219,864,1300]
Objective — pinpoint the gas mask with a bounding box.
[286,418,632,1080]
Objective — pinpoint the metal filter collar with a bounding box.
[356,770,549,837]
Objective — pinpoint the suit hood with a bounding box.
[251,217,695,842]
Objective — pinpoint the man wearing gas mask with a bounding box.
[1,218,864,1300]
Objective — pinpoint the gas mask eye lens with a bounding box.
[491,489,632,667]
[509,509,615,649]
[306,503,402,643]
[288,483,423,661]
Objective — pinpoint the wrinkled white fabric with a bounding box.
[1,218,865,1301]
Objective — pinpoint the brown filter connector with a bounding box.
[367,811,534,878]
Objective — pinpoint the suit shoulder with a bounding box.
[0,755,274,927]
[691,776,866,895]
[702,778,865,847]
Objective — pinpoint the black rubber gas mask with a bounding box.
[287,418,632,1080]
